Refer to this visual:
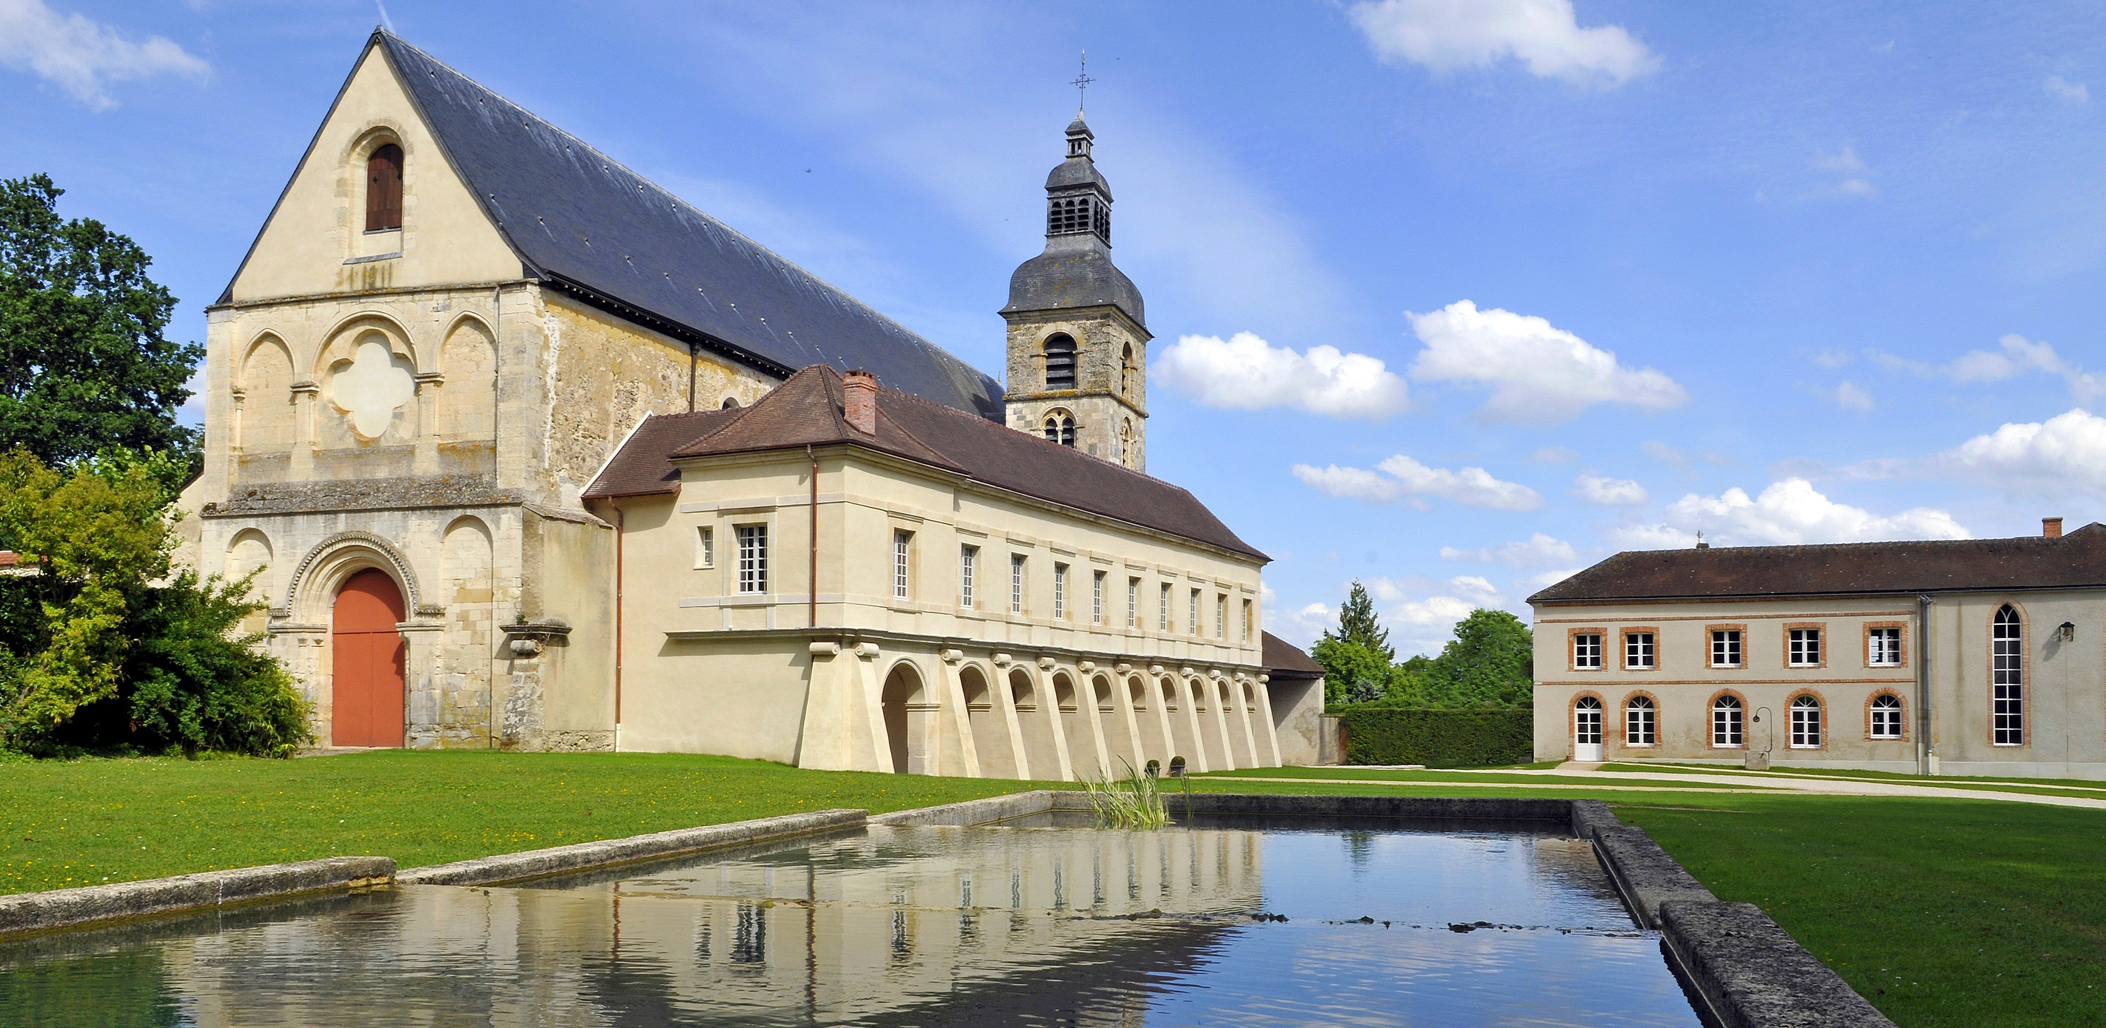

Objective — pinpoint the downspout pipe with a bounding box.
[808,445,819,629]
[1916,593,1934,776]
[613,499,626,751]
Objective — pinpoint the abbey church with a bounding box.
[179,29,1324,777]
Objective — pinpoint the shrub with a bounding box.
[1340,707,1534,767]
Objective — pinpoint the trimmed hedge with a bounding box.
[1339,707,1533,767]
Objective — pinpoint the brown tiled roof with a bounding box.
[581,408,744,499]
[1263,632,1323,679]
[594,365,1265,559]
[1530,523,2106,604]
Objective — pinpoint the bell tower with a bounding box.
[1001,115,1150,471]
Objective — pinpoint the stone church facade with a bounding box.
[176,29,1322,775]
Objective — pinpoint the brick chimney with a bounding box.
[2044,517,2064,538]
[842,370,878,436]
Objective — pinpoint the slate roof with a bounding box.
[224,29,1004,420]
[1529,523,2106,604]
[1263,632,1324,680]
[587,365,1265,560]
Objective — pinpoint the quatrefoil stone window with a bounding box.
[329,338,415,439]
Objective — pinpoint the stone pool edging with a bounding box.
[393,808,866,887]
[0,856,394,940]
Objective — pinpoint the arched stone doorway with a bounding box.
[960,666,1014,778]
[332,569,406,747]
[881,663,927,775]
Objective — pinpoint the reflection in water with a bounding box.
[0,818,1699,1027]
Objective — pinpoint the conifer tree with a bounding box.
[1326,580,1394,663]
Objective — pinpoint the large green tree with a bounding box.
[1314,580,1396,705]
[0,174,203,469]
[1390,608,1535,709]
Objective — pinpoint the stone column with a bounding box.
[992,654,1033,780]
[1254,674,1283,766]
[400,621,445,748]
[1207,672,1241,771]
[1176,670,1212,774]
[935,649,982,778]
[290,381,318,478]
[1234,674,1263,769]
[1110,662,1148,771]
[413,372,443,475]
[1038,657,1077,782]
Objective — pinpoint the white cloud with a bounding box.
[1812,349,1853,369]
[1447,575,1502,600]
[1153,332,1409,420]
[1293,454,1544,510]
[1603,523,1700,550]
[1518,567,1584,592]
[2046,75,2089,105]
[1813,146,1876,198]
[1642,440,1728,470]
[1440,532,1576,567]
[1831,381,1875,411]
[1872,334,2105,402]
[1347,0,1660,88]
[1937,408,2106,493]
[1533,446,1579,463]
[1407,300,1687,423]
[0,0,208,110]
[1640,479,1970,546]
[1573,473,1647,505]
[1263,588,1335,646]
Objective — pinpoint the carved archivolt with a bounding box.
[282,530,426,618]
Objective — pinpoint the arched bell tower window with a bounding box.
[1043,334,1076,390]
[1120,343,1135,397]
[1043,410,1075,447]
[1119,418,1134,464]
[366,144,403,231]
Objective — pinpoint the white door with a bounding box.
[1574,698,1604,762]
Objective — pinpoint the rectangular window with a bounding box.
[1053,563,1068,620]
[892,530,913,601]
[1010,555,1026,615]
[1092,570,1106,625]
[1709,629,1741,668]
[1789,629,1821,667]
[736,524,767,594]
[1868,627,1902,666]
[694,526,714,569]
[1243,599,1254,642]
[959,545,977,609]
[1216,594,1227,638]
[1160,583,1172,631]
[1573,633,1603,670]
[1189,589,1201,636]
[1128,578,1140,628]
[1624,632,1654,670]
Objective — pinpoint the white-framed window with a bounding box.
[1053,563,1068,620]
[959,545,977,609]
[1712,695,1743,747]
[1242,599,1254,642]
[1189,589,1201,636]
[1993,605,2023,745]
[892,530,913,601]
[1710,630,1741,668]
[1159,583,1172,631]
[1868,627,1902,667]
[1624,632,1655,670]
[1128,577,1140,628]
[736,524,767,594]
[1625,696,1656,746]
[1216,594,1227,638]
[1010,554,1026,615]
[1870,694,1904,739]
[694,525,714,569]
[1789,628,1822,667]
[1574,697,1603,744]
[1790,695,1823,748]
[1573,633,1603,669]
[1091,570,1106,625]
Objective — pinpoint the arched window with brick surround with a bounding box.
[367,144,403,231]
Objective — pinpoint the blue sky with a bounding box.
[6,1,2106,655]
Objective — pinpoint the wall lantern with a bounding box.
[2059,622,2077,642]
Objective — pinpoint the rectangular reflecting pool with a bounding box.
[0,814,1702,1027]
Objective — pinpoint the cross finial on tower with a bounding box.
[1071,50,1094,115]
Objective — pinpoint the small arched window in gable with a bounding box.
[720,396,741,409]
[1043,411,1075,447]
[366,144,403,231]
[1044,334,1076,390]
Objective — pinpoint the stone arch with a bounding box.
[958,664,1013,778]
[225,529,275,622]
[1160,674,1197,767]
[1011,667,1060,780]
[1215,676,1248,768]
[1043,332,1077,390]
[237,334,296,452]
[1130,674,1168,762]
[1052,672,1097,778]
[439,315,498,441]
[316,314,420,448]
[1041,407,1077,448]
[438,517,495,738]
[345,126,410,232]
[285,531,425,623]
[1092,674,1133,771]
[881,660,929,775]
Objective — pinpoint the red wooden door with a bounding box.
[332,569,406,747]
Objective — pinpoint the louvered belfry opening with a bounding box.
[366,143,403,231]
[1044,334,1077,390]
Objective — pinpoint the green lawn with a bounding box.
[0,750,1039,894]
[3,751,2102,1028]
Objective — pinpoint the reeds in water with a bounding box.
[1084,759,1170,829]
